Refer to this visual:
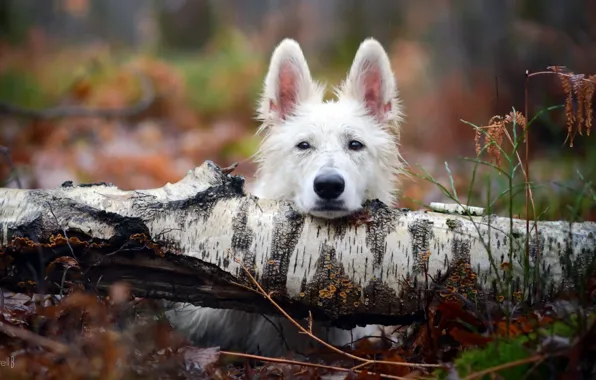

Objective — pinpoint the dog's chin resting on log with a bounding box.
[165,37,405,356]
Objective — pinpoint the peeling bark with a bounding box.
[0,161,595,327]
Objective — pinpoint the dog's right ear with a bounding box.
[338,38,402,125]
[258,39,318,122]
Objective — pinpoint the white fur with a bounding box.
[166,38,406,356]
[253,38,404,218]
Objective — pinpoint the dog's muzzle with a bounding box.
[313,173,345,200]
[312,172,348,214]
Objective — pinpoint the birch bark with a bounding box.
[1,161,594,326]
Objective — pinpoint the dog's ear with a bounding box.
[258,39,318,122]
[340,38,401,124]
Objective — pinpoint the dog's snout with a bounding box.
[313,173,345,200]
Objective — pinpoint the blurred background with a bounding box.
[0,0,594,220]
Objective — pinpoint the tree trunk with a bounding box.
[0,161,594,328]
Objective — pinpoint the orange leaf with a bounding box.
[375,352,413,377]
[449,326,493,348]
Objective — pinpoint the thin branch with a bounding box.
[0,320,70,355]
[527,70,596,82]
[219,350,419,379]
[236,259,443,371]
[462,354,547,380]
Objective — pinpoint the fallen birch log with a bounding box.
[0,161,594,327]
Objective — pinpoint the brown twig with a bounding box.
[0,321,70,355]
[524,70,532,272]
[221,162,239,175]
[235,259,443,371]
[526,69,596,82]
[219,350,416,380]
[0,68,155,120]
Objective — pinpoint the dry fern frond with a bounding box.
[558,73,576,146]
[547,65,595,146]
[477,115,506,166]
[574,74,586,136]
[487,119,505,166]
[547,65,568,73]
[476,112,527,166]
[584,75,596,136]
[504,111,527,130]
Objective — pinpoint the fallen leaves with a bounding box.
[0,289,213,379]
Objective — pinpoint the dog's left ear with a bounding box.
[339,38,402,124]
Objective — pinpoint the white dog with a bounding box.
[166,38,406,357]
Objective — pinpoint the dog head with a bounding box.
[253,38,405,219]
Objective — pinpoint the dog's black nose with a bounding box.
[313,173,345,200]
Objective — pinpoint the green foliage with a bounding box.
[436,336,535,379]
[0,53,116,110]
[435,313,595,380]
[0,69,47,108]
[166,29,265,119]
[222,134,261,160]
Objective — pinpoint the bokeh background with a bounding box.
[1,0,595,220]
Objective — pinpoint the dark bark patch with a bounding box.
[408,218,434,276]
[301,244,362,322]
[260,202,305,295]
[363,200,397,273]
[231,197,255,274]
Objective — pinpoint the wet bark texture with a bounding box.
[0,161,595,328]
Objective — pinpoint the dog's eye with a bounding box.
[348,140,364,151]
[296,141,311,150]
